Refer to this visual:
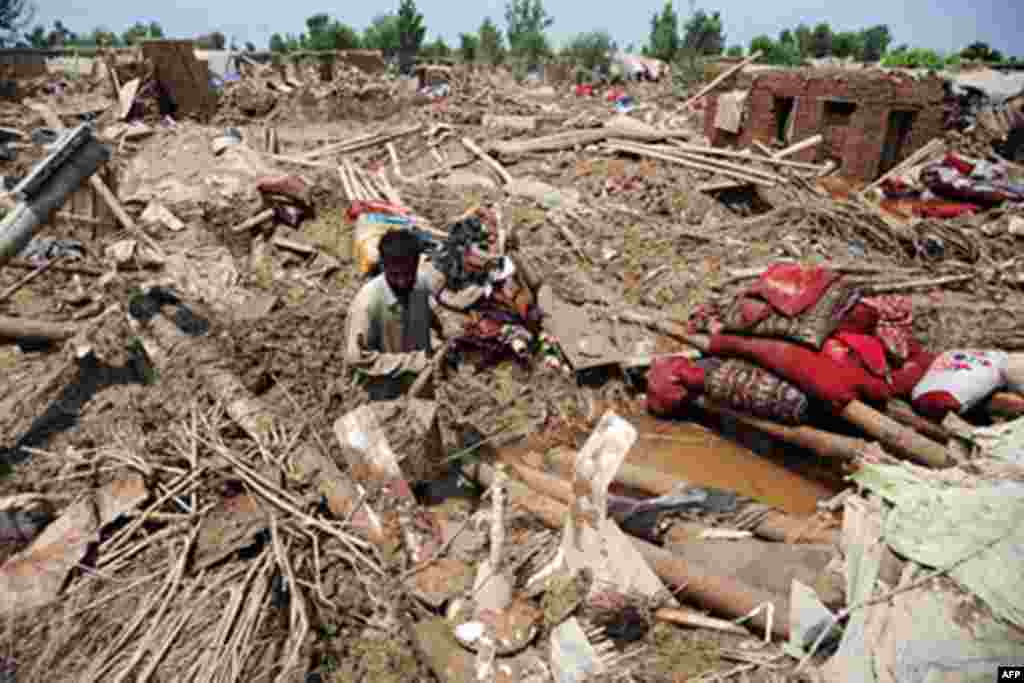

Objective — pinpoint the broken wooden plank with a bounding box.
[667,140,825,172]
[231,208,275,234]
[0,315,79,342]
[461,137,513,185]
[89,175,164,256]
[606,141,776,187]
[0,256,61,303]
[681,51,762,109]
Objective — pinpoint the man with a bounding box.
[345,228,444,401]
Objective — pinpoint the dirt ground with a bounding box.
[1,61,1022,682]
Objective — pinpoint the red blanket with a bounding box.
[646,356,705,417]
[709,334,891,412]
[745,263,841,318]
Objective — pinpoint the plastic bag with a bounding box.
[352,213,415,275]
[911,350,1009,419]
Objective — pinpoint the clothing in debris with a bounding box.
[911,350,1009,419]
[705,358,809,425]
[345,270,438,401]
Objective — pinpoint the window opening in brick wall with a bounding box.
[774,96,795,142]
[879,109,918,176]
[823,100,857,126]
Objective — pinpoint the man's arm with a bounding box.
[345,292,430,377]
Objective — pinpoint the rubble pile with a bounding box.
[1,40,1023,683]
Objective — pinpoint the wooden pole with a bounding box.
[231,208,275,234]
[606,142,776,187]
[666,140,825,172]
[681,51,762,110]
[0,256,61,302]
[0,315,78,342]
[461,137,513,185]
[89,176,163,256]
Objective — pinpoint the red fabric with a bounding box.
[912,201,980,219]
[889,341,937,398]
[709,334,891,412]
[606,87,626,102]
[943,153,975,176]
[346,200,411,222]
[575,84,594,97]
[836,302,879,335]
[824,333,889,377]
[745,263,841,318]
[913,391,961,420]
[860,295,914,362]
[646,357,705,416]
[256,175,312,206]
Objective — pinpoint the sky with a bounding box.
[35,0,1021,57]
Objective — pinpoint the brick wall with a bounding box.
[706,69,945,180]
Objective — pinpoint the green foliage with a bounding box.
[245,41,255,52]
[944,53,962,69]
[726,45,743,57]
[750,33,801,66]
[458,32,479,62]
[793,24,812,58]
[881,46,944,69]
[646,0,679,62]
[671,48,703,94]
[478,16,505,64]
[960,41,1004,62]
[832,31,864,60]
[362,13,400,57]
[682,9,724,56]
[562,30,615,72]
[858,24,891,62]
[24,23,46,47]
[303,13,361,51]
[505,0,553,65]
[122,21,163,46]
[397,0,427,58]
[420,36,451,61]
[809,21,832,58]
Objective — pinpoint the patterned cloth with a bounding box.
[722,278,862,350]
[704,359,809,425]
[860,295,914,362]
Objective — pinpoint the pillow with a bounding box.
[911,350,1009,419]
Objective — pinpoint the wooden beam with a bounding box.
[607,141,778,187]
[681,51,762,110]
[461,137,513,185]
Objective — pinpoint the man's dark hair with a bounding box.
[378,229,423,263]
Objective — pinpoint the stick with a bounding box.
[0,314,78,342]
[230,208,275,234]
[775,134,823,159]
[863,274,972,294]
[840,400,951,468]
[681,51,762,110]
[860,138,943,197]
[666,140,825,172]
[89,176,163,256]
[468,461,790,640]
[386,142,406,182]
[628,140,784,182]
[655,607,751,635]
[461,137,513,185]
[0,256,61,302]
[606,142,776,187]
[300,125,421,161]
[886,399,949,443]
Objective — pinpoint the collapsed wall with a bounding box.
[706,69,946,181]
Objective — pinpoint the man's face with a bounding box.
[382,256,419,297]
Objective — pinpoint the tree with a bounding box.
[858,24,891,62]
[396,0,426,70]
[363,13,400,57]
[303,13,360,51]
[832,31,863,60]
[750,33,800,66]
[749,35,774,60]
[646,0,679,62]
[726,45,743,57]
[563,30,615,71]
[505,0,553,65]
[793,24,812,58]
[90,26,121,47]
[682,9,724,56]
[810,22,832,58]
[458,32,479,62]
[196,31,226,50]
[881,46,943,69]
[960,41,1003,62]
[0,0,34,46]
[269,33,288,52]
[421,36,451,61]
[478,16,505,64]
[245,41,255,52]
[122,21,164,45]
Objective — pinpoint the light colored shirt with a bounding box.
[345,270,436,400]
